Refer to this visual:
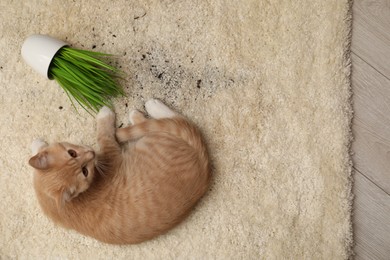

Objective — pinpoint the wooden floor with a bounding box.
[351,0,390,259]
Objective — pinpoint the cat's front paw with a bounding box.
[97,106,114,120]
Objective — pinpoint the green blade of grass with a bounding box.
[48,46,125,114]
[54,70,97,109]
[52,72,105,113]
[56,50,125,97]
[60,47,119,72]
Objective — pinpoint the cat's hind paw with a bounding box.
[145,99,177,119]
[129,109,146,125]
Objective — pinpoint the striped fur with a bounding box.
[28,100,211,244]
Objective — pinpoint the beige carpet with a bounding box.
[0,0,353,258]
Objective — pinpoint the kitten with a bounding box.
[28,99,211,244]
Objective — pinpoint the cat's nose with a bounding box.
[85,150,95,160]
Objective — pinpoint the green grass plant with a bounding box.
[49,47,125,114]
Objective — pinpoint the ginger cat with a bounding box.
[28,99,211,244]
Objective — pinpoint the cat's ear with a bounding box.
[31,139,48,155]
[28,152,49,170]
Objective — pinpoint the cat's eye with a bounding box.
[82,167,89,177]
[68,149,77,158]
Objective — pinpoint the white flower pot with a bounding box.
[21,34,67,79]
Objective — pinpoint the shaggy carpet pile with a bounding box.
[0,0,353,258]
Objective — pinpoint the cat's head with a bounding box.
[28,139,96,208]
